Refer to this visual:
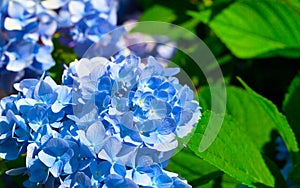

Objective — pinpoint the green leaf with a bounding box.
[188,0,234,24]
[166,148,222,185]
[167,148,243,187]
[50,37,77,84]
[226,86,288,151]
[189,111,276,187]
[281,0,300,12]
[221,174,244,188]
[0,159,7,176]
[237,78,300,164]
[194,174,242,188]
[199,80,300,165]
[187,9,211,24]
[206,0,300,58]
[139,5,177,22]
[290,163,300,183]
[283,71,300,145]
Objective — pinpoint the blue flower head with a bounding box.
[0,0,119,94]
[56,0,118,57]
[2,54,195,188]
[0,75,73,162]
[0,0,55,93]
[38,138,74,178]
[65,54,201,162]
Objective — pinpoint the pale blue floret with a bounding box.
[38,138,74,178]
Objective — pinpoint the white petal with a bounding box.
[4,17,22,30]
[6,60,29,72]
[133,171,151,186]
[41,0,68,9]
[90,0,109,12]
[69,1,85,22]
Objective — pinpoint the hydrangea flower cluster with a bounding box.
[1,54,200,187]
[55,0,118,57]
[0,0,117,93]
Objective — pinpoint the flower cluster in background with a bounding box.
[1,55,200,187]
[0,0,117,94]
[0,0,175,98]
[276,137,298,187]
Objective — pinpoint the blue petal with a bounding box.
[35,46,55,67]
[28,159,49,183]
[172,177,191,188]
[104,174,124,187]
[43,138,69,156]
[34,80,57,104]
[6,167,27,176]
[38,150,56,167]
[0,138,19,160]
[49,160,63,178]
[122,179,139,188]
[104,174,138,188]
[15,98,36,114]
[178,110,193,125]
[136,120,158,133]
[157,118,176,135]
[18,79,39,92]
[98,137,122,162]
[90,160,111,181]
[72,172,91,187]
[155,174,173,188]
[98,75,112,92]
[7,1,25,19]
[132,170,152,186]
[60,148,74,164]
[86,121,106,153]
[112,163,126,177]
[148,100,169,120]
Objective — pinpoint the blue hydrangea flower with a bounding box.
[0,0,55,94]
[104,174,138,188]
[56,0,118,57]
[2,54,196,188]
[28,159,50,184]
[0,76,73,161]
[0,0,119,95]
[61,172,93,187]
[63,139,94,174]
[38,138,74,178]
[65,55,200,157]
[125,154,191,188]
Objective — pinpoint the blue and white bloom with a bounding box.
[2,55,196,187]
[0,0,119,95]
[0,0,55,94]
[1,0,57,70]
[56,0,118,57]
[65,54,201,160]
[0,75,73,160]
